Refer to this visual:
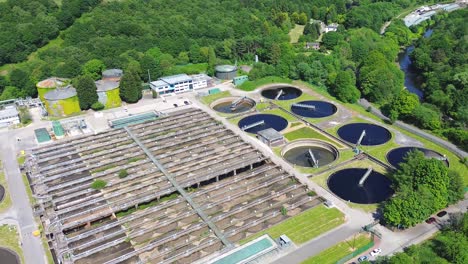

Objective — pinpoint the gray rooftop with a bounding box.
[215,65,237,72]
[0,105,18,118]
[95,80,119,92]
[102,69,123,78]
[43,86,77,100]
[150,80,168,88]
[257,128,283,141]
[159,74,192,85]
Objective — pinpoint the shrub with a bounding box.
[118,169,128,179]
[91,102,105,111]
[91,179,107,190]
[280,206,288,216]
[307,191,316,196]
[151,90,158,99]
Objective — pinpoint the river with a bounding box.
[398,28,433,100]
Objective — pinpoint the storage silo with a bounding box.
[215,65,237,80]
[95,80,121,109]
[36,77,67,102]
[43,85,80,117]
[102,69,123,81]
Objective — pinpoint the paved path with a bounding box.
[358,98,468,159]
[0,131,47,264]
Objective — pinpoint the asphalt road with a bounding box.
[1,127,47,264]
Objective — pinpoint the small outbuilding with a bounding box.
[0,105,20,127]
[257,128,285,147]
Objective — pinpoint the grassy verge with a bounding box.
[237,76,292,91]
[0,225,24,264]
[284,127,343,148]
[302,233,372,264]
[240,205,344,245]
[22,174,36,205]
[199,91,232,105]
[289,24,305,43]
[0,163,12,213]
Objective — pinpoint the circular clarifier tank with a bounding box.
[327,168,394,204]
[291,100,337,118]
[261,86,302,100]
[0,248,20,264]
[281,140,339,168]
[211,96,256,114]
[238,114,288,134]
[337,123,391,146]
[387,147,449,169]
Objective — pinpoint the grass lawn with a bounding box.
[237,76,292,91]
[255,102,270,111]
[284,127,343,148]
[302,233,372,264]
[240,204,344,245]
[17,155,25,166]
[289,24,305,43]
[200,91,231,105]
[0,163,12,213]
[0,225,24,264]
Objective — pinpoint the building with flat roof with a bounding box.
[150,73,211,95]
[257,128,285,147]
[0,105,20,127]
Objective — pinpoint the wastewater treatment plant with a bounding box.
[27,108,322,264]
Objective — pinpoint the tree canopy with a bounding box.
[383,151,463,228]
[75,75,98,110]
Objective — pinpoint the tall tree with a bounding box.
[75,75,98,110]
[82,59,106,80]
[119,66,142,103]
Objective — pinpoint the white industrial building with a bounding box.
[0,105,20,127]
[150,73,212,95]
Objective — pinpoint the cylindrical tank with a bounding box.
[43,86,80,116]
[95,80,121,109]
[102,69,123,81]
[215,65,237,80]
[36,77,67,102]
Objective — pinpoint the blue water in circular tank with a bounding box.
[238,114,288,134]
[337,123,391,146]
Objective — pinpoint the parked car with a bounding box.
[358,255,368,262]
[425,217,436,224]
[173,103,178,108]
[184,100,190,105]
[436,211,447,217]
[370,248,382,256]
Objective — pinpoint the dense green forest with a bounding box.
[0,0,438,98]
[1,0,462,145]
[377,212,468,264]
[409,9,468,150]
